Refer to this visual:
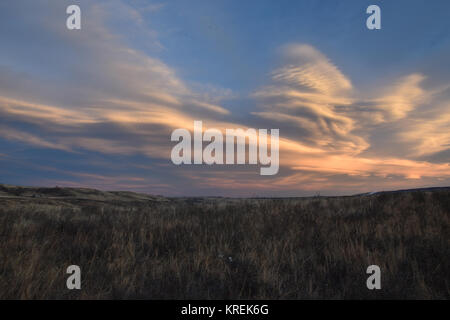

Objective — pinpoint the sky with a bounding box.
[0,0,449,197]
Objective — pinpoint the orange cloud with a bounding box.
[0,3,449,197]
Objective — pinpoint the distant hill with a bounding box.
[0,183,167,202]
[1,183,449,201]
[356,186,450,196]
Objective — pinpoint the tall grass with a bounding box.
[0,190,449,299]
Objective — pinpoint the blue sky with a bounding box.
[143,1,449,90]
[0,0,449,196]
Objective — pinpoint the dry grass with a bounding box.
[0,187,449,299]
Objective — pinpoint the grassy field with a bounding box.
[0,184,449,299]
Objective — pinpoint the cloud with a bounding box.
[0,0,232,161]
[253,43,367,154]
[250,43,450,189]
[351,74,429,123]
[398,107,450,157]
[0,1,449,196]
[275,44,353,95]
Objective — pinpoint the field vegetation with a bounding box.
[0,184,448,299]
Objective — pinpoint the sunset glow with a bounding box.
[1,0,449,196]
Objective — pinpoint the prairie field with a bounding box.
[0,184,449,299]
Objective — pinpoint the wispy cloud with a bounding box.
[0,1,449,196]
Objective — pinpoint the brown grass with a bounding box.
[0,187,449,299]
